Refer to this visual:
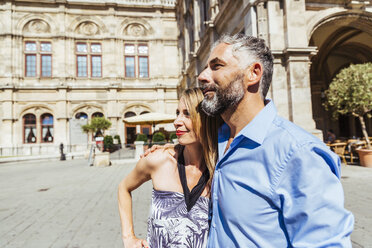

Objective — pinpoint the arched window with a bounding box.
[23,114,36,143]
[75,112,88,119]
[124,111,137,145]
[140,111,149,115]
[41,114,54,143]
[124,111,136,118]
[92,112,104,118]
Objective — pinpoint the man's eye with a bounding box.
[212,64,222,70]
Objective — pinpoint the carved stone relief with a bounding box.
[76,21,100,36]
[23,19,51,34]
[124,23,147,37]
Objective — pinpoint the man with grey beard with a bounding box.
[198,34,354,247]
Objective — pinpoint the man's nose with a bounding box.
[198,68,211,85]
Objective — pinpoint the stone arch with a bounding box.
[121,103,153,117]
[118,18,154,38]
[69,16,108,37]
[71,103,104,118]
[307,10,372,42]
[19,104,54,119]
[309,10,372,139]
[17,14,55,36]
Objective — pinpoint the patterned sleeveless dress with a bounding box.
[147,189,210,248]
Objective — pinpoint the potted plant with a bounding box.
[136,133,148,143]
[324,62,372,167]
[152,132,166,145]
[103,135,114,152]
[169,132,178,144]
[82,117,112,152]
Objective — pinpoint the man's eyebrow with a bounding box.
[203,57,225,70]
[209,57,225,65]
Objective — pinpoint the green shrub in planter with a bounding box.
[114,134,121,145]
[136,133,148,143]
[103,135,114,152]
[169,132,177,141]
[152,132,166,143]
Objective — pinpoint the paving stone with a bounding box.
[0,160,370,248]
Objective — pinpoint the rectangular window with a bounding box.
[24,41,52,78]
[139,57,148,78]
[25,42,37,52]
[77,55,87,77]
[125,56,135,78]
[26,54,36,77]
[41,55,52,77]
[124,43,149,78]
[125,44,135,54]
[40,42,52,52]
[91,55,102,77]
[76,42,102,78]
[91,43,101,53]
[77,43,88,53]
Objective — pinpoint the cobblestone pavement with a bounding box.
[341,165,372,248]
[0,159,151,248]
[0,159,371,248]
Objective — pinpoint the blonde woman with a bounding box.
[118,88,221,248]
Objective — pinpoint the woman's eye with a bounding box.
[176,111,180,116]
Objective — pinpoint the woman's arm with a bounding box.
[118,157,151,248]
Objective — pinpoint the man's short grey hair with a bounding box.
[212,33,274,99]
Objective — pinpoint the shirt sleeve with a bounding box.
[272,143,354,248]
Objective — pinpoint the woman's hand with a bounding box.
[123,235,149,248]
[141,143,175,158]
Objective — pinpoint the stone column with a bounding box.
[282,0,321,138]
[108,87,119,136]
[244,5,257,36]
[193,0,201,52]
[0,88,14,155]
[56,88,69,149]
[134,141,144,160]
[256,2,268,43]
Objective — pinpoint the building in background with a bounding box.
[176,0,372,139]
[2,0,372,157]
[0,0,179,156]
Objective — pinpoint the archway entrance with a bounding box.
[309,12,372,140]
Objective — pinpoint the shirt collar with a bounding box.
[218,100,277,145]
[239,99,277,144]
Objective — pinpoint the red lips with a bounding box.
[176,131,187,136]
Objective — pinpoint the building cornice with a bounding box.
[272,47,318,63]
[7,0,177,9]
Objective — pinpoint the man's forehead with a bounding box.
[207,43,233,63]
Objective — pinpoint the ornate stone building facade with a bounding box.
[176,0,372,139]
[0,0,179,156]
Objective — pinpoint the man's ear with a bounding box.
[245,62,263,86]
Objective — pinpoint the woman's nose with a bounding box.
[173,116,182,127]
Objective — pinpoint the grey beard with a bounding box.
[201,74,245,116]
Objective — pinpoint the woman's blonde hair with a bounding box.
[181,88,222,186]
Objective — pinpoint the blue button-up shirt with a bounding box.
[207,100,354,248]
